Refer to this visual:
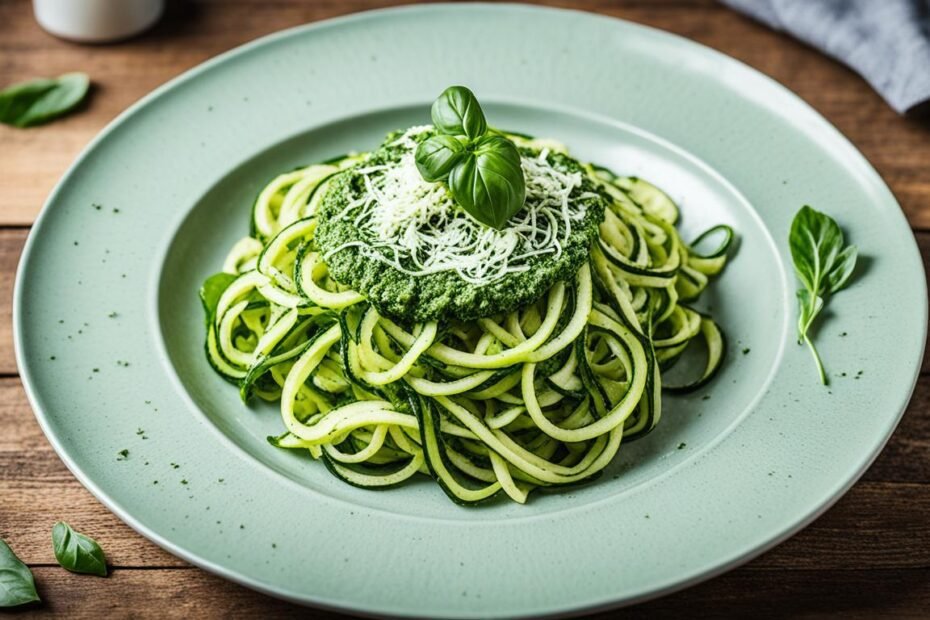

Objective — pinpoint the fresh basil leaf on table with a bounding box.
[415,134,466,182]
[430,85,487,139]
[448,135,526,229]
[0,537,39,607]
[0,73,90,128]
[789,205,859,384]
[52,522,108,577]
[0,79,56,123]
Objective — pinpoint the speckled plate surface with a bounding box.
[14,4,926,618]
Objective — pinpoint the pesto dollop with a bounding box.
[314,129,607,322]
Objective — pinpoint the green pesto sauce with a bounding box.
[315,130,607,323]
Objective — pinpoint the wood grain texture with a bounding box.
[0,229,26,374]
[5,566,929,619]
[1,0,928,617]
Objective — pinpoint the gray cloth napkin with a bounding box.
[722,0,930,114]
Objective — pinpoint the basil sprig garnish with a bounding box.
[789,205,858,384]
[415,86,526,229]
[0,537,39,607]
[0,73,90,128]
[52,522,107,577]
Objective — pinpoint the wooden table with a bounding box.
[2,0,928,616]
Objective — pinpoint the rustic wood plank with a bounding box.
[3,565,928,618]
[1,1,928,227]
[3,566,309,617]
[0,228,26,374]
[757,483,930,570]
[0,488,187,568]
[619,568,930,619]
[862,374,930,484]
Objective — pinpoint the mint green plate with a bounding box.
[14,5,926,617]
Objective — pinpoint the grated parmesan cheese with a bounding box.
[323,127,591,286]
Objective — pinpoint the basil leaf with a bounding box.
[448,135,526,229]
[824,244,858,294]
[796,288,823,340]
[788,205,858,384]
[431,86,487,139]
[415,135,465,182]
[52,522,107,577]
[0,73,90,128]
[789,205,858,298]
[200,272,238,322]
[788,205,846,295]
[0,537,39,607]
[0,79,56,125]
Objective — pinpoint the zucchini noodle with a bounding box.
[201,136,734,505]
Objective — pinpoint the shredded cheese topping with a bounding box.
[324,127,595,286]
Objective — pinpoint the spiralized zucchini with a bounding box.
[201,144,733,505]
